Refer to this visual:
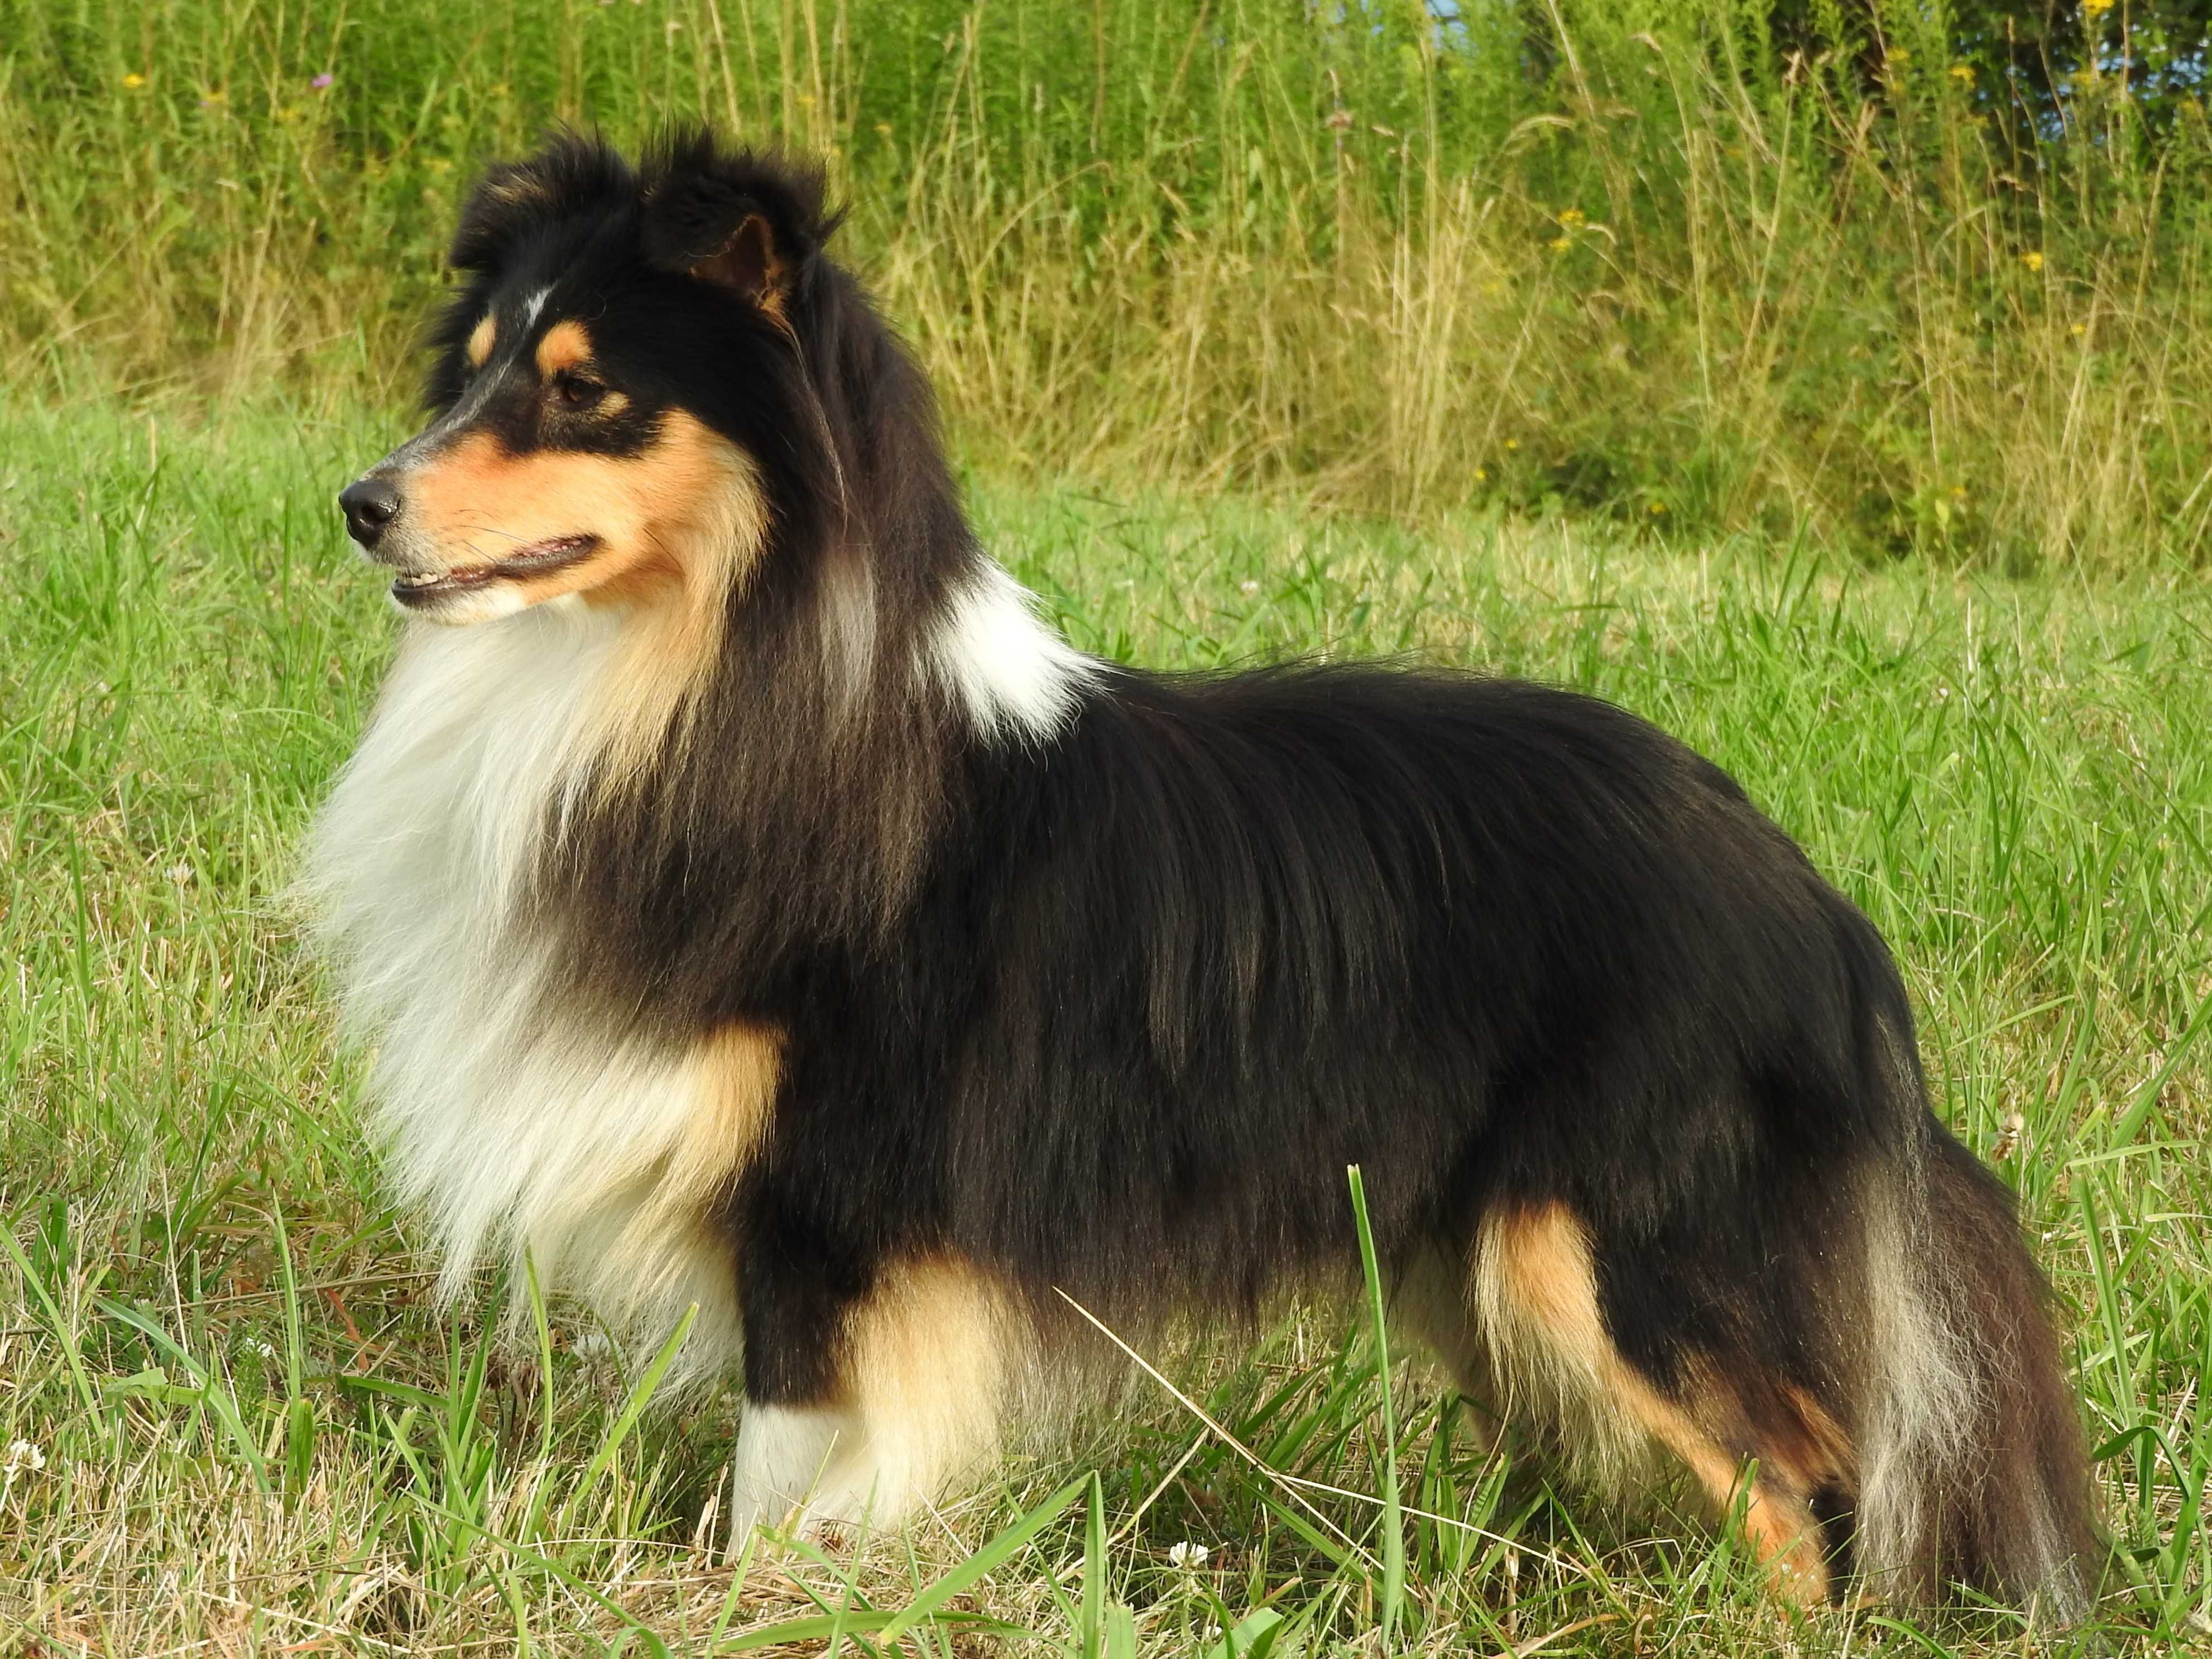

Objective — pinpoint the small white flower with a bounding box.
[573,1330,616,1361]
[1239,579,1260,596]
[1167,1540,1210,1570]
[3,1439,46,1485]
[166,862,194,885]
[247,1336,277,1359]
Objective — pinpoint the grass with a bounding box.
[6,0,2212,563]
[2,391,2208,1654]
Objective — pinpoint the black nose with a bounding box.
[338,476,402,549]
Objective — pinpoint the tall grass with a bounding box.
[4,0,2210,565]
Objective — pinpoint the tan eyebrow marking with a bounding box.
[464,312,498,368]
[535,319,593,378]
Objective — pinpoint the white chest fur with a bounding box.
[304,601,761,1372]
[306,559,1085,1377]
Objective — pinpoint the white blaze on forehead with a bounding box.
[404,285,556,454]
[924,559,1098,744]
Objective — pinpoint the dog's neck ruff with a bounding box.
[303,598,746,1369]
[305,558,1092,1361]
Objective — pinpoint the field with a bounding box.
[2,396,2208,1654]
[6,0,2212,1653]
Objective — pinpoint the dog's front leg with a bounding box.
[726,1187,1017,1545]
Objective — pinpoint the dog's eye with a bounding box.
[554,372,607,413]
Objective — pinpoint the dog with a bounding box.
[306,130,2096,1612]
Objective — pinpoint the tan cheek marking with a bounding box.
[536,319,593,378]
[560,411,759,601]
[466,312,497,368]
[1475,1205,1833,1604]
[404,416,768,780]
[406,419,762,603]
[577,413,770,784]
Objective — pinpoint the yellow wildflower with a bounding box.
[1504,438,1520,452]
[121,72,147,89]
[2021,250,2044,272]
[2083,0,2114,15]
[1647,501,1667,516]
[1548,236,1571,253]
[1949,64,1975,83]
[1556,207,1585,229]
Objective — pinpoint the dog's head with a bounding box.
[338,132,834,626]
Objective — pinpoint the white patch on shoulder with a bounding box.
[923,559,1098,744]
[302,602,756,1379]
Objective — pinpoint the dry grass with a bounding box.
[3,1,2211,562]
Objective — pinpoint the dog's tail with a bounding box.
[1853,1112,2099,1615]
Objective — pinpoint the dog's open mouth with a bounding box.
[391,535,601,606]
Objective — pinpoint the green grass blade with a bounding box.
[1203,1606,1285,1659]
[555,1302,698,1533]
[96,1297,269,1493]
[0,1222,106,1437]
[873,1473,1088,1647]
[1346,1164,1404,1648]
[1103,1603,1138,1659]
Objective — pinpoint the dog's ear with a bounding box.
[642,132,829,319]
[451,133,632,275]
[683,210,790,313]
[450,161,553,274]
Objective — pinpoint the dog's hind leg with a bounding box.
[728,1253,1021,1542]
[1456,1201,1845,1604]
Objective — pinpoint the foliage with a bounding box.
[3,1,2211,563]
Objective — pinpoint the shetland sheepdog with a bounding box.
[307,131,2096,1612]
